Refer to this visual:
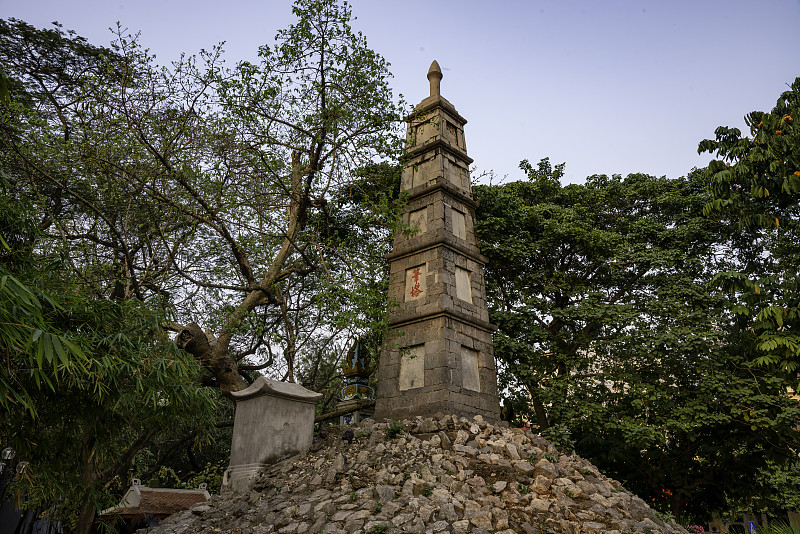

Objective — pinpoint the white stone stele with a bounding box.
[222,376,322,493]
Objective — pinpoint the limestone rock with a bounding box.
[143,417,686,534]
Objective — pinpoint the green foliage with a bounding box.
[0,66,9,106]
[693,79,800,517]
[0,267,88,416]
[541,424,574,453]
[699,77,800,378]
[0,260,216,530]
[759,521,800,534]
[146,466,182,489]
[1,3,406,529]
[748,457,800,513]
[0,16,206,533]
[654,509,676,524]
[296,163,404,408]
[142,459,226,495]
[385,419,403,439]
[1,0,406,395]
[699,78,800,229]
[475,160,800,518]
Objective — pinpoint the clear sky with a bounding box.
[2,0,799,184]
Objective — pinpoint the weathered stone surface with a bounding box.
[514,459,536,476]
[534,459,561,480]
[223,377,322,491]
[144,417,686,534]
[374,63,500,423]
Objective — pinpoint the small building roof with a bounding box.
[99,480,211,519]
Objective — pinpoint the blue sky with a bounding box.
[2,0,799,184]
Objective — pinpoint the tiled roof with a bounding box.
[100,486,210,519]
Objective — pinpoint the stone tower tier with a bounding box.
[374,60,501,422]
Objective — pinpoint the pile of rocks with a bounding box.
[146,415,686,534]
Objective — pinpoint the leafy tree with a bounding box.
[699,77,800,376]
[696,77,800,517]
[0,177,216,533]
[0,1,404,530]
[1,0,404,399]
[475,160,800,518]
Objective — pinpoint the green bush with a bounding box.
[385,420,403,439]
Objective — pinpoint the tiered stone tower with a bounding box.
[374,61,501,422]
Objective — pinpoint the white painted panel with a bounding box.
[451,209,466,240]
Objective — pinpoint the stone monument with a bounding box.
[374,60,501,422]
[222,376,322,492]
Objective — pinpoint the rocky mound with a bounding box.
[145,415,686,534]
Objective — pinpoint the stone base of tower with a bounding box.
[374,315,501,422]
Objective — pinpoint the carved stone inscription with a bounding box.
[405,264,427,301]
[445,121,460,148]
[461,346,480,392]
[399,345,425,391]
[411,117,435,147]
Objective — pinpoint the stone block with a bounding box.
[223,377,321,492]
[399,345,426,391]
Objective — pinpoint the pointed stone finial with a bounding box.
[427,60,442,97]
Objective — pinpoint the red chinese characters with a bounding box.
[410,267,423,297]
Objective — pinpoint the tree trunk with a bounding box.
[314,400,376,424]
[175,151,310,396]
[526,384,550,429]
[669,492,687,518]
[73,433,100,534]
[176,322,248,395]
[74,500,95,534]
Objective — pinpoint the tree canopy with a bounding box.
[699,77,800,377]
[1,0,404,397]
[0,166,217,532]
[0,1,404,531]
[475,158,800,519]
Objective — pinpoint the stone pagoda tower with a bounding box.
[374,61,501,422]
